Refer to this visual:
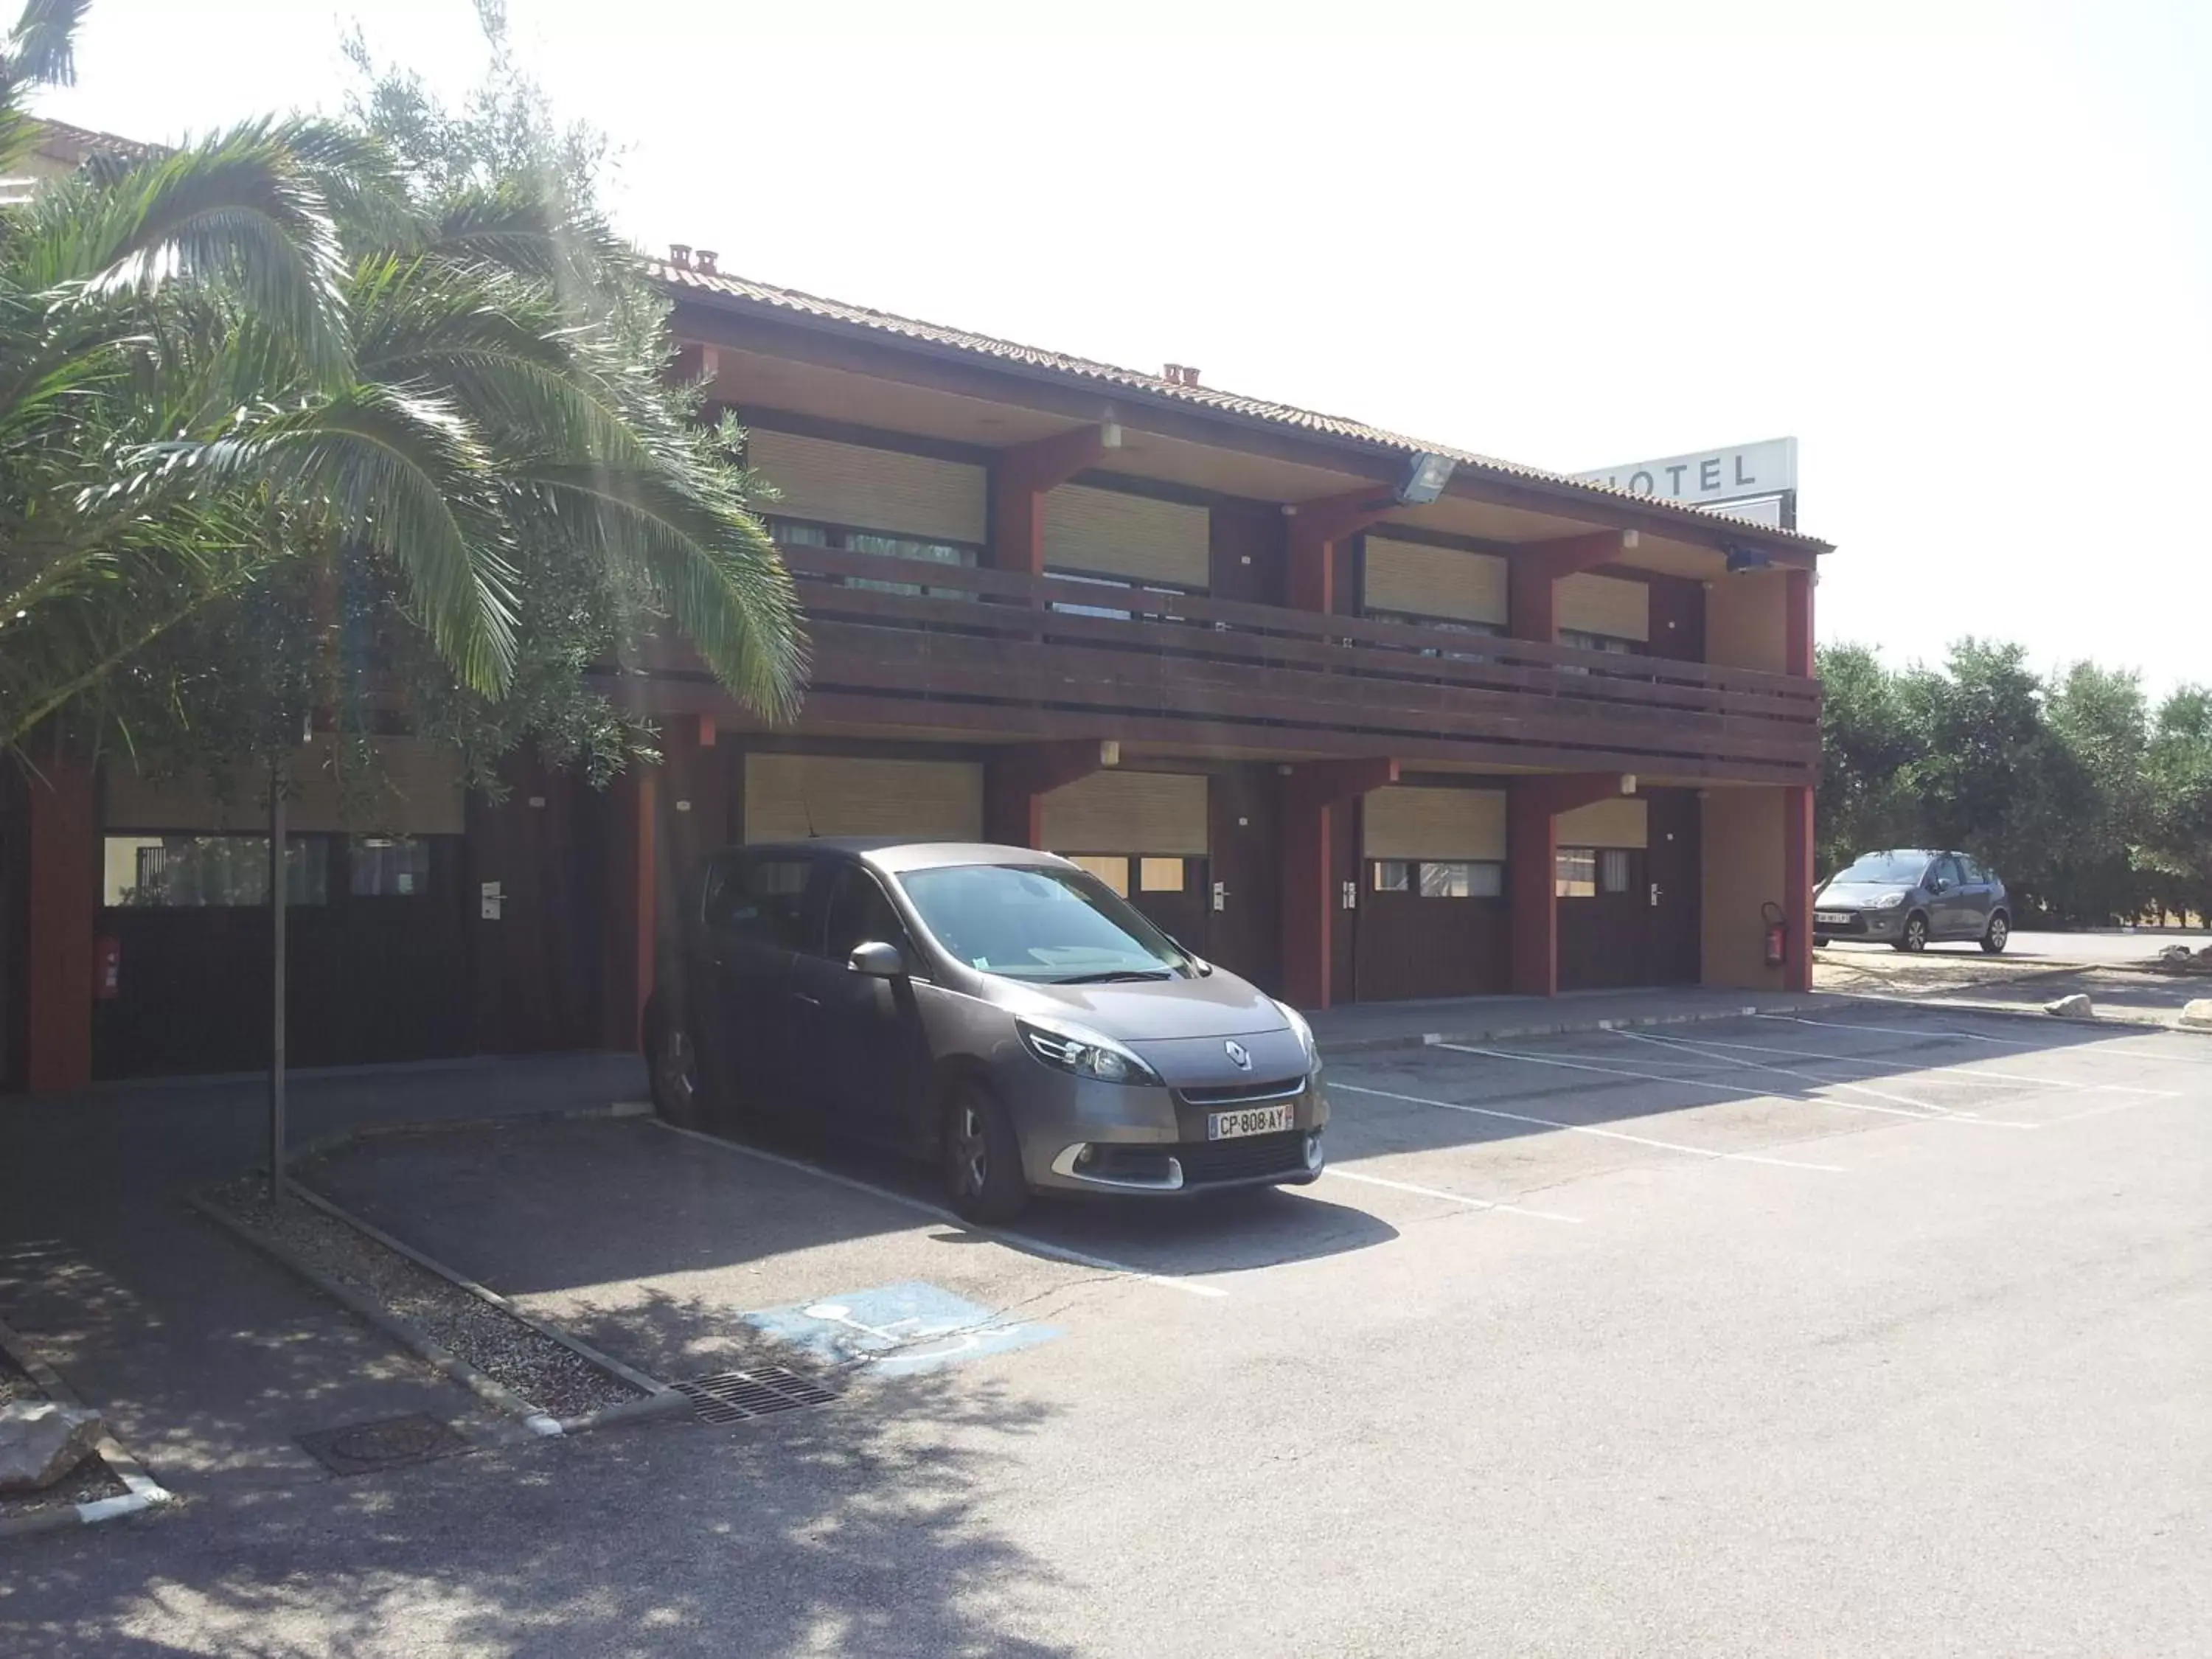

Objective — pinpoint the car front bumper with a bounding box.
[1813,908,1902,942]
[992,1052,1331,1197]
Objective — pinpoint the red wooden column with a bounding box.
[988,425,1115,574]
[1507,529,1637,642]
[26,762,97,1095]
[1509,773,1627,998]
[601,765,658,1051]
[1279,758,1397,1010]
[1781,565,1816,991]
[984,740,1118,848]
[1284,489,1394,613]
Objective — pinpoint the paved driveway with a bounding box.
[7,1006,2207,1656]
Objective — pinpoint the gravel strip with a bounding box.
[209,1177,641,1420]
[0,1354,128,1520]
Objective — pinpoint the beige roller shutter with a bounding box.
[1556,796,1648,848]
[748,429,985,544]
[1557,572,1649,642]
[1042,484,1209,588]
[1041,771,1208,854]
[104,737,464,835]
[1363,787,1507,861]
[1363,536,1509,625]
[743,754,982,844]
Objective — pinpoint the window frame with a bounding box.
[1554,846,1600,900]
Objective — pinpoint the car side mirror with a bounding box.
[847,939,908,979]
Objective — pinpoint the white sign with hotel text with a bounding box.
[1573,437,1798,508]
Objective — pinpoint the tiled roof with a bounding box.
[653,262,1827,550]
[33,119,161,162]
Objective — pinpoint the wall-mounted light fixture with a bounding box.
[1395,451,1457,506]
[1724,544,1774,574]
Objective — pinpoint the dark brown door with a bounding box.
[1352,865,1509,1002]
[1557,846,1650,991]
[1206,766,1280,995]
[1646,574,1707,663]
[1644,790,1703,984]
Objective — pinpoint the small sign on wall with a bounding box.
[479,880,502,921]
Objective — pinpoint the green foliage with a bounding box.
[1817,639,2210,927]
[0,0,804,799]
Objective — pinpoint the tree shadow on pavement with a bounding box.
[0,1333,1074,1659]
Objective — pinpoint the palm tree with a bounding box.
[0,0,804,754]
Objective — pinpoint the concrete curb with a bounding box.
[1824,988,2212,1037]
[184,1192,562,1441]
[1316,996,1832,1057]
[0,1314,175,1542]
[279,1182,684,1429]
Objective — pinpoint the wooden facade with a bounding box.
[4,268,1826,1091]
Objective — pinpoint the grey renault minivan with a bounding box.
[642,839,1327,1222]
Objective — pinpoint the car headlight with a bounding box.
[1016,1016,1164,1087]
[1872,891,1907,909]
[1273,999,1320,1070]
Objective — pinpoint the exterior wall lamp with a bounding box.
[1395,451,1457,506]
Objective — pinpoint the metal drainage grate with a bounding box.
[297,1413,473,1477]
[671,1366,842,1425]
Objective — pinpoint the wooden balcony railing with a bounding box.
[641,546,1823,785]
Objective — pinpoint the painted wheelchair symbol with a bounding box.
[745,1281,1061,1377]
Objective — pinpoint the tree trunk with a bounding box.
[268,762,288,1203]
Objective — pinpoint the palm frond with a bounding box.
[20,122,351,384]
[521,460,807,718]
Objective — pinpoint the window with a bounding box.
[102,835,328,908]
[1600,849,1632,895]
[821,863,914,961]
[1935,855,1967,888]
[1138,858,1187,893]
[350,836,431,897]
[1959,857,1986,884]
[1559,629,1644,657]
[1366,612,1505,662]
[1371,860,1503,898]
[1065,854,1130,897]
[703,855,815,947]
[1555,848,1599,899]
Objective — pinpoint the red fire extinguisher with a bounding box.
[94,936,122,1000]
[1761,901,1788,970]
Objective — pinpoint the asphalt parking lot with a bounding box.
[9,1003,2208,1657]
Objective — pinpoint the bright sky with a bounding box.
[47,0,2212,695]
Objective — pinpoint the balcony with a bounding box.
[642,545,1821,785]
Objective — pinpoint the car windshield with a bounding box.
[1829,852,1930,886]
[895,863,1191,984]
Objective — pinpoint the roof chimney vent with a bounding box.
[695,249,718,274]
[1161,364,1203,388]
[668,243,692,269]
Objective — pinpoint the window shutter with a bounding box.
[743,754,983,843]
[1362,537,1509,625]
[1557,573,1649,642]
[1362,787,1507,860]
[1040,771,1208,854]
[748,430,985,544]
[1041,485,1209,588]
[1556,797,1647,848]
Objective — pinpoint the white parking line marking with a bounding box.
[1618,1031,2181,1097]
[1321,1166,1583,1224]
[651,1120,1228,1299]
[1334,1071,1848,1172]
[1756,1012,2018,1046]
[1606,1029,2041,1128]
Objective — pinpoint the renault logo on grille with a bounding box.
[1224,1040,1252,1071]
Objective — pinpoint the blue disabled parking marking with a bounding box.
[743,1280,1060,1377]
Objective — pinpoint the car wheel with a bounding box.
[1892,912,1930,953]
[646,1001,704,1129]
[942,1081,1028,1225]
[1980,911,2010,955]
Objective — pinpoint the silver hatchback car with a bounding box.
[643,839,1328,1221]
